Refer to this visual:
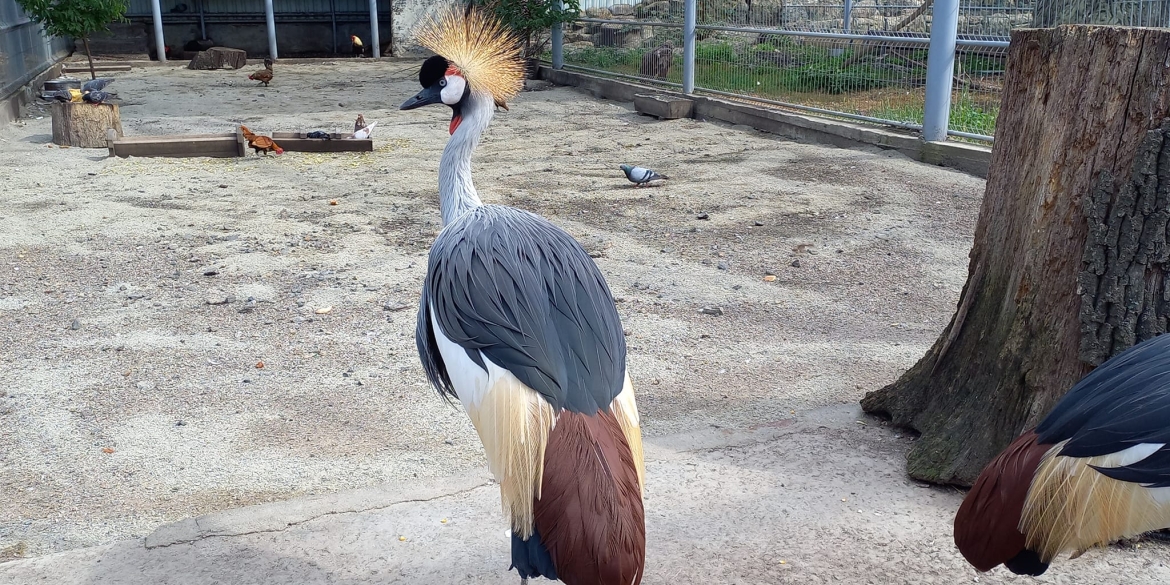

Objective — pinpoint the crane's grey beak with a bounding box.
[400,84,443,110]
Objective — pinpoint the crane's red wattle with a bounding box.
[449,115,462,135]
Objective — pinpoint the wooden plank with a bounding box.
[62,64,133,73]
[108,134,242,158]
[270,132,373,152]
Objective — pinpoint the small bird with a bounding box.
[350,121,376,140]
[239,125,284,155]
[82,90,114,105]
[351,34,365,57]
[306,130,332,140]
[955,332,1170,576]
[620,164,668,187]
[353,113,366,134]
[248,58,274,86]
[401,7,645,585]
[81,78,114,93]
[639,42,674,80]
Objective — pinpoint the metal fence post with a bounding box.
[264,0,278,59]
[150,0,166,62]
[369,0,381,58]
[552,0,564,69]
[683,0,696,94]
[843,0,853,32]
[923,0,959,141]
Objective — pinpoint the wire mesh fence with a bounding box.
[558,0,1170,141]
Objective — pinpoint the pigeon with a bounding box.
[306,131,332,140]
[353,114,366,134]
[349,121,376,140]
[81,78,114,93]
[620,164,668,187]
[82,90,115,105]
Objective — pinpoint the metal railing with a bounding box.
[552,0,1170,142]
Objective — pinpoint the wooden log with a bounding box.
[270,132,374,153]
[107,131,246,158]
[859,25,1170,486]
[52,102,123,148]
[187,47,248,70]
[208,47,247,70]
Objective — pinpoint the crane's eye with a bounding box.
[439,79,447,87]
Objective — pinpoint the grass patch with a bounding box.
[564,39,1003,138]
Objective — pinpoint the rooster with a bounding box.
[248,58,274,87]
[954,332,1170,576]
[351,34,365,57]
[239,125,284,155]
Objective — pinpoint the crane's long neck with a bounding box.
[439,91,494,226]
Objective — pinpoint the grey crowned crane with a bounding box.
[954,333,1170,576]
[398,7,646,585]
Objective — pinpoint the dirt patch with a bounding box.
[1,59,984,563]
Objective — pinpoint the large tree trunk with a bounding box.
[1031,0,1170,27]
[860,25,1170,486]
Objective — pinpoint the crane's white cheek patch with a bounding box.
[441,75,466,105]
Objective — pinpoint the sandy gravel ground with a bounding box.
[0,58,1080,579]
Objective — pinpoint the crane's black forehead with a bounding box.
[419,55,449,87]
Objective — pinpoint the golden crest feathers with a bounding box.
[414,5,526,104]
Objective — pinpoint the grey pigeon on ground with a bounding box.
[620,164,668,187]
[39,90,73,102]
[81,78,114,93]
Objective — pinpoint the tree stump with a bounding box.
[860,25,1170,486]
[187,47,247,70]
[51,102,123,148]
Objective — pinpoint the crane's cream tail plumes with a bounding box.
[412,4,525,107]
[955,430,1170,576]
[1021,440,1170,561]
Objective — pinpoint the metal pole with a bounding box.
[150,0,166,62]
[197,0,206,40]
[842,0,853,32]
[330,0,338,55]
[369,0,381,58]
[265,0,278,59]
[683,0,696,94]
[922,0,959,141]
[552,0,564,69]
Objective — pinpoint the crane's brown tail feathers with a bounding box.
[957,430,1170,576]
[465,369,645,584]
[465,371,643,540]
[534,408,646,585]
[954,431,1053,575]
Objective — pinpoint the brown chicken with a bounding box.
[248,58,274,86]
[240,125,284,155]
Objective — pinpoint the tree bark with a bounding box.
[51,102,123,148]
[860,25,1170,486]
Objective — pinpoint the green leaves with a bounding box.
[475,0,580,56]
[16,0,129,39]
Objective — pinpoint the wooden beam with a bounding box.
[107,132,245,158]
[61,64,132,74]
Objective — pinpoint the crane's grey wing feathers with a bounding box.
[1036,333,1170,487]
[416,205,627,414]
